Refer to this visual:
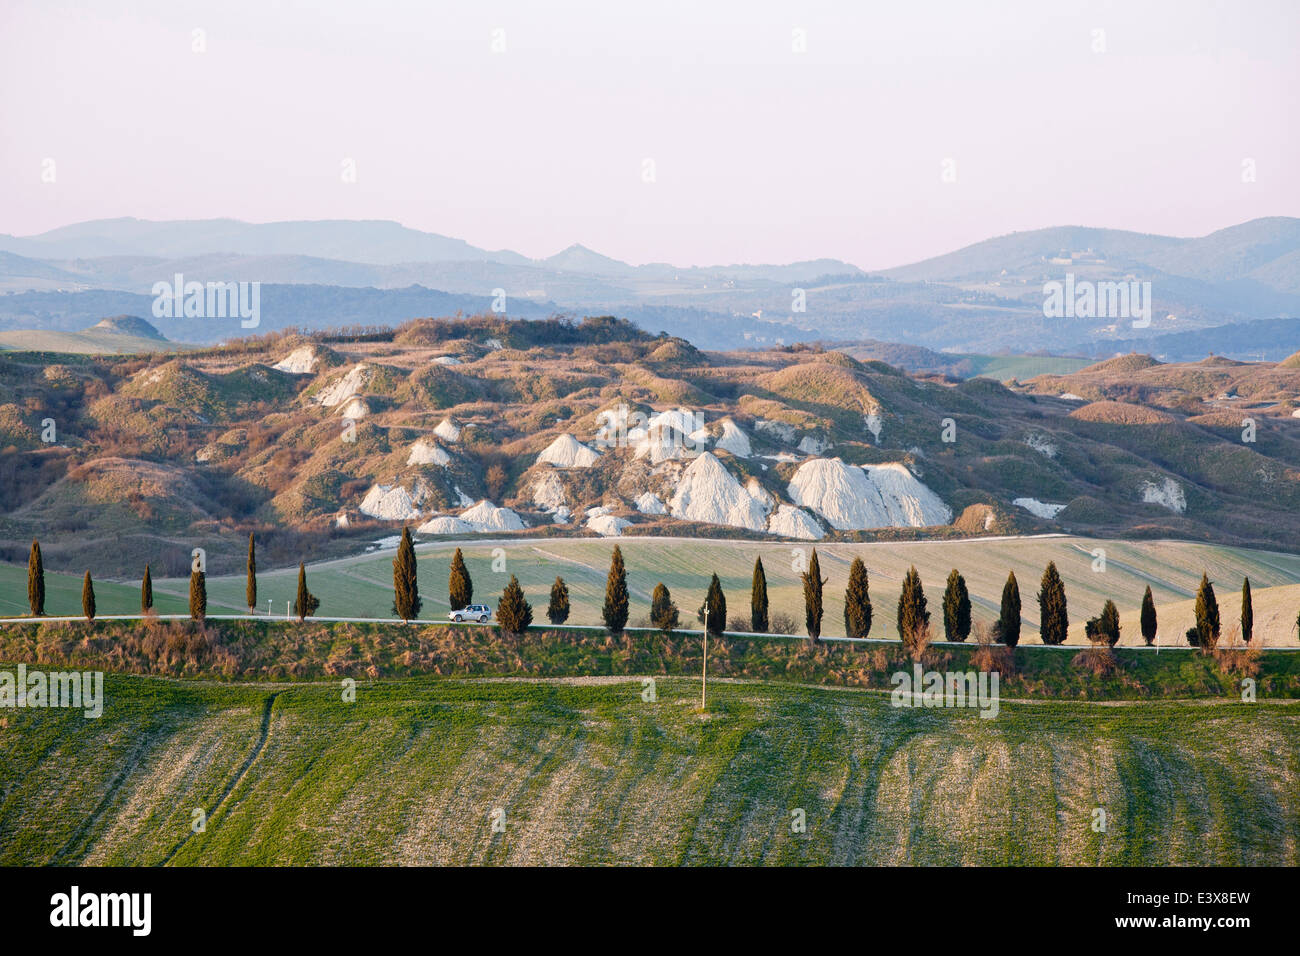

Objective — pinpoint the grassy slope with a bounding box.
[0,331,185,355]
[1,675,1295,865]
[6,535,1298,645]
[963,354,1092,380]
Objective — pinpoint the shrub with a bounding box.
[769,612,798,635]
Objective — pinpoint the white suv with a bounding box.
[449,604,493,624]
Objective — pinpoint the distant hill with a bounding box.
[2,216,1298,355]
[0,315,177,354]
[90,315,167,340]
[0,217,531,266]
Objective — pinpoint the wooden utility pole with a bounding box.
[701,600,709,711]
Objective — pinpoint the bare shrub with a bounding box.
[903,620,931,663]
[1212,626,1262,678]
[971,621,1015,675]
[768,612,797,635]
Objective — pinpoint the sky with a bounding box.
[1,0,1297,269]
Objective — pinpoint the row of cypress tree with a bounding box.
[21,531,1263,647]
[23,533,321,623]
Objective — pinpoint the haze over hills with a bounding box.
[1,216,1298,356]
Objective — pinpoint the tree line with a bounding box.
[19,532,1264,649]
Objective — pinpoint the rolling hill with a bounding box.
[5,316,1300,581]
[2,675,1294,865]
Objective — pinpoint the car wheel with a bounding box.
[479,615,488,623]
[453,615,462,623]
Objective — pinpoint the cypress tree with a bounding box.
[1037,561,1068,645]
[996,571,1021,646]
[189,569,207,621]
[1098,599,1121,647]
[393,526,422,622]
[651,582,680,632]
[896,565,930,643]
[547,576,570,625]
[141,564,153,614]
[27,539,44,617]
[602,545,629,633]
[497,575,533,635]
[294,562,319,620]
[843,557,873,639]
[246,532,257,613]
[801,548,826,642]
[942,568,971,642]
[751,557,769,633]
[1241,577,1253,644]
[448,546,472,612]
[1139,585,1157,646]
[703,573,726,637]
[1190,573,1220,648]
[82,571,96,622]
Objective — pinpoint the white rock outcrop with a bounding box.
[337,396,368,419]
[434,419,461,443]
[798,435,830,456]
[635,492,666,515]
[690,418,752,458]
[360,483,422,521]
[273,346,320,374]
[416,515,475,535]
[755,419,796,444]
[459,500,525,532]
[669,452,770,531]
[587,514,631,536]
[1024,433,1057,458]
[316,364,370,407]
[767,505,825,540]
[407,439,451,467]
[1013,497,1066,519]
[537,433,601,468]
[531,471,567,511]
[787,458,951,530]
[1140,477,1187,513]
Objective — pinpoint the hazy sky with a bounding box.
[2,0,1297,268]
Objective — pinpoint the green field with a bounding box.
[6,534,1299,645]
[1,674,1295,865]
